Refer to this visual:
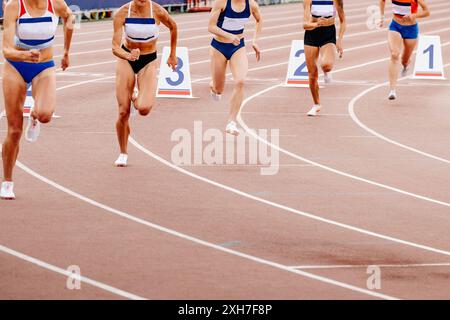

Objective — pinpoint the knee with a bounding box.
[8,126,23,143]
[118,106,130,121]
[135,102,154,116]
[321,63,333,73]
[391,52,400,62]
[234,78,245,89]
[309,69,318,81]
[36,111,52,124]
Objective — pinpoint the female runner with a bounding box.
[112,0,178,167]
[303,0,346,116]
[208,0,262,135]
[379,0,429,100]
[1,0,74,200]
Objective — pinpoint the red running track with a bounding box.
[0,0,450,299]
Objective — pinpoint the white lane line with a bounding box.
[129,137,450,257]
[13,157,397,300]
[289,262,450,270]
[0,244,146,300]
[236,41,450,209]
[348,63,450,165]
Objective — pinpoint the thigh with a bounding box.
[402,38,418,60]
[115,59,135,109]
[320,43,336,65]
[3,62,27,126]
[388,30,403,55]
[304,45,320,73]
[229,46,248,81]
[210,46,228,85]
[136,60,157,106]
[32,66,56,114]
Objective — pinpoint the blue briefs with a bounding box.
[211,38,245,60]
[389,20,419,40]
[7,59,55,84]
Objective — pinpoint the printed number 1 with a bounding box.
[166,57,184,86]
[423,44,434,69]
[294,49,308,77]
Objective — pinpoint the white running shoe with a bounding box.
[323,72,332,84]
[209,82,222,101]
[388,90,397,100]
[401,65,409,77]
[114,153,128,167]
[0,181,15,200]
[130,87,139,117]
[25,114,40,143]
[307,105,321,116]
[225,121,239,136]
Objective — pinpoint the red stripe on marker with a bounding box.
[287,80,309,84]
[158,90,191,95]
[415,73,443,77]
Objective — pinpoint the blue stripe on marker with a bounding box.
[125,18,156,24]
[19,16,53,23]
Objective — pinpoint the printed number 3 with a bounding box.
[423,44,434,69]
[166,57,184,86]
[294,49,308,76]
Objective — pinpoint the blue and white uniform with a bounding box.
[304,0,337,48]
[311,0,335,18]
[7,0,58,83]
[211,0,250,60]
[122,0,159,74]
[124,0,159,43]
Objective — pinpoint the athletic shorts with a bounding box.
[389,20,419,40]
[304,25,336,48]
[122,45,157,74]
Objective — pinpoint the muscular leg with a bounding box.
[388,30,403,91]
[304,45,320,105]
[228,47,248,123]
[2,62,27,181]
[31,67,56,124]
[115,59,135,154]
[320,43,336,73]
[401,38,418,70]
[209,46,227,95]
[135,59,158,116]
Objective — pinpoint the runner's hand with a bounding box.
[128,48,140,61]
[252,42,261,62]
[61,52,69,71]
[28,49,41,63]
[167,54,178,71]
[402,14,416,24]
[316,17,327,27]
[230,35,241,46]
[336,39,343,58]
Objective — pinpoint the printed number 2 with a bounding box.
[294,49,308,76]
[166,57,184,86]
[423,44,434,69]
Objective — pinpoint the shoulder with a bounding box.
[213,0,228,10]
[152,2,167,16]
[114,4,129,21]
[249,0,260,10]
[4,0,19,18]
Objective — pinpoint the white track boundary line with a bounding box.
[288,262,450,270]
[13,157,397,300]
[0,244,146,300]
[348,63,450,164]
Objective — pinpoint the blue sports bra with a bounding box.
[217,0,250,35]
[124,0,159,43]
